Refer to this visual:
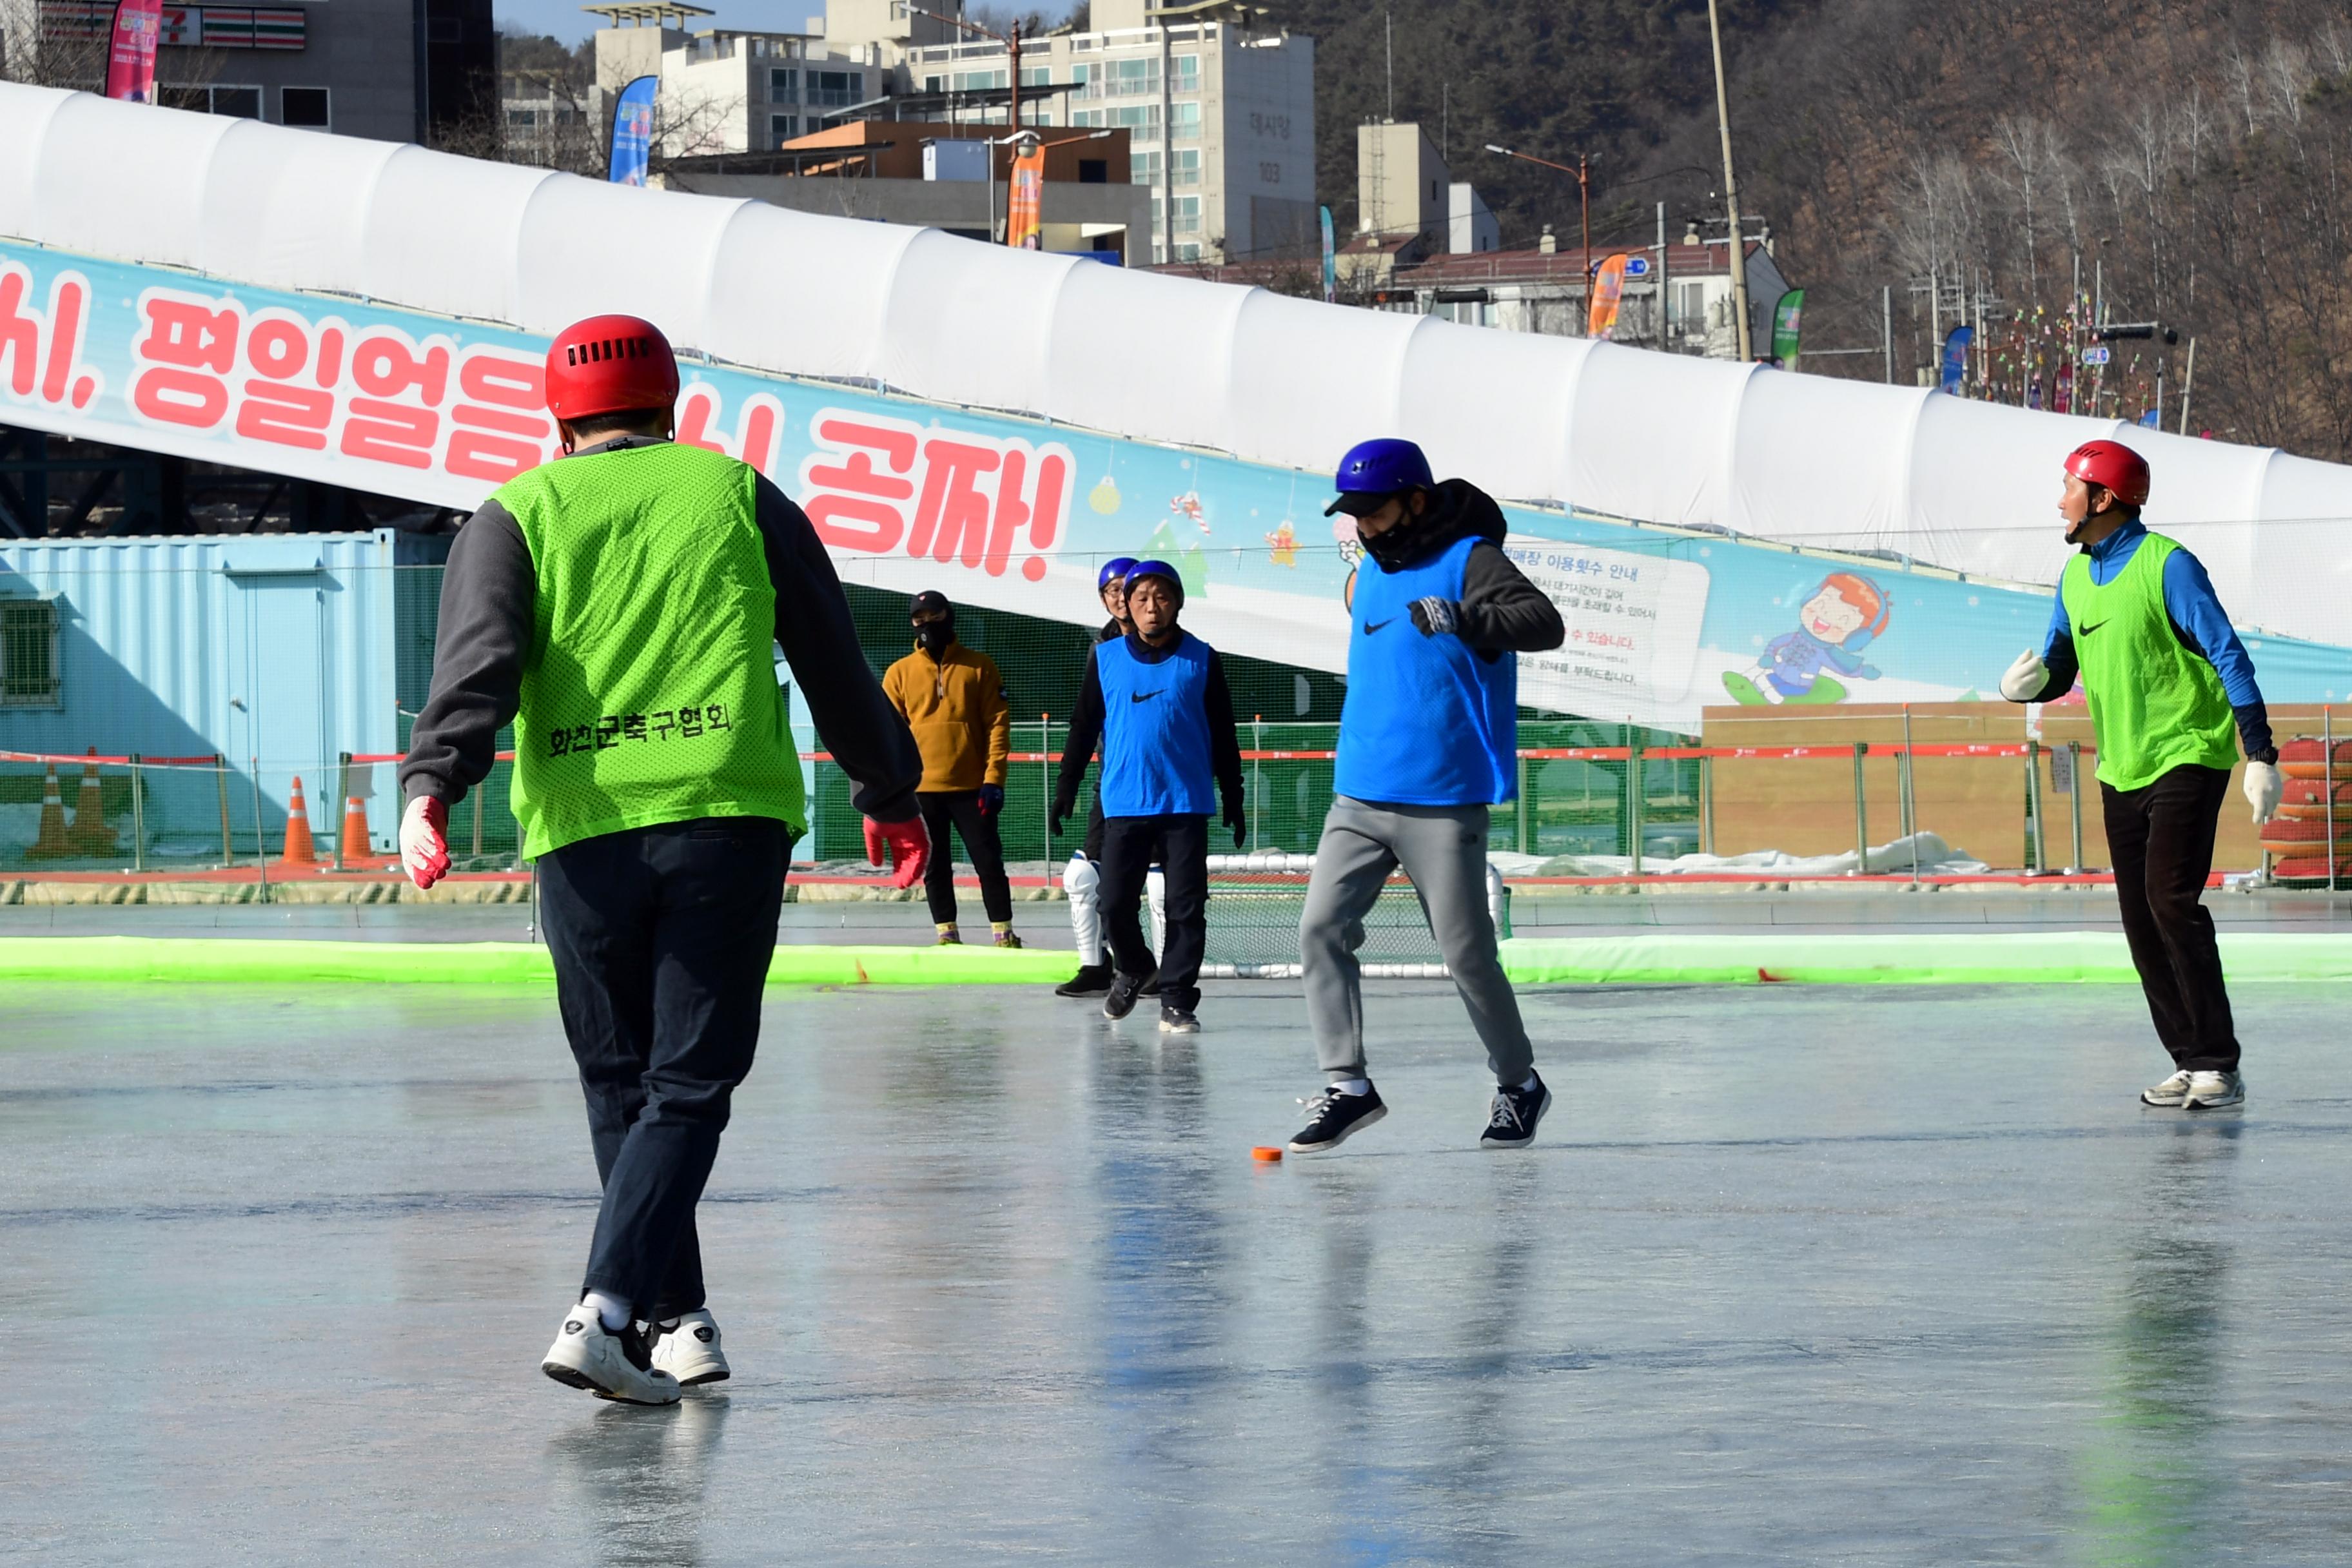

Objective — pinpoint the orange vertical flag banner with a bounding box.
[1587,252,1631,339]
[1006,142,1046,250]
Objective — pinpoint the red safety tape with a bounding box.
[1,749,133,766]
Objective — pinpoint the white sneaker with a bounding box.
[649,1309,730,1387]
[2141,1069,2194,1108]
[2183,1070,2245,1110]
[542,1304,681,1405]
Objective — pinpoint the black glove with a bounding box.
[1409,596,1460,636]
[1050,788,1076,838]
[977,782,1004,816]
[1222,796,1246,850]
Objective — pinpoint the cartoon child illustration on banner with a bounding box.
[1724,571,1891,705]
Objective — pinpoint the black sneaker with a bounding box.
[1055,962,1113,997]
[1481,1074,1551,1149]
[1158,1001,1200,1034]
[1287,1084,1387,1153]
[1102,971,1148,1020]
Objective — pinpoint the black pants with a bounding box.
[538,816,788,1319]
[917,789,1012,926]
[1102,812,1208,1009]
[1079,787,1163,866]
[2102,764,2239,1072]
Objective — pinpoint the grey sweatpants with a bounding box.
[1299,794,1534,1084]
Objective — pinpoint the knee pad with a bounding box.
[1063,852,1100,897]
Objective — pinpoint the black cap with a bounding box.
[1324,491,1396,518]
[910,590,952,621]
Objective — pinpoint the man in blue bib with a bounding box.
[1287,438,1566,1154]
[1052,559,1245,1034]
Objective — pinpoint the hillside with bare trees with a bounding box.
[1286,0,2352,460]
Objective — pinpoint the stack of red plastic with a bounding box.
[2262,738,2352,881]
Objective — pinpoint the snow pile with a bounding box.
[1502,831,1990,879]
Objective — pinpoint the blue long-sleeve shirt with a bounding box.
[2035,520,2275,761]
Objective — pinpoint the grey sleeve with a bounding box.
[400,501,533,808]
[752,475,923,823]
[1457,541,1567,652]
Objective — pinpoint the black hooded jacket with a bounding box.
[1360,479,1565,654]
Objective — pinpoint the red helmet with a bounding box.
[2064,439,2150,507]
[544,314,680,421]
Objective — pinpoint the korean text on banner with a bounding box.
[1006,141,1046,250]
[104,0,164,103]
[1506,535,1711,724]
[1770,288,1805,372]
[1587,253,1629,340]
[608,75,656,187]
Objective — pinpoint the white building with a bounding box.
[578,0,1315,262]
[587,1,885,157]
[894,0,1315,264]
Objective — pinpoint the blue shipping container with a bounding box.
[0,531,433,858]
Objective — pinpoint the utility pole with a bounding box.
[1656,200,1671,352]
[1385,8,1393,122]
[1160,5,1173,262]
[912,3,1026,221]
[1882,284,1892,384]
[2178,337,2197,434]
[1578,152,1591,274]
[1705,0,1753,360]
[1484,144,1594,318]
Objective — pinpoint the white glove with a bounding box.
[2244,760,2282,825]
[1998,647,2048,703]
[400,795,451,890]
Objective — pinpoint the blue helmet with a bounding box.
[1097,556,1139,592]
[1124,558,1183,607]
[1326,437,1434,516]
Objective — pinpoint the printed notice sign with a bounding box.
[1503,535,1711,720]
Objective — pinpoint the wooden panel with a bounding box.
[1701,705,2024,868]
[1698,701,2347,875]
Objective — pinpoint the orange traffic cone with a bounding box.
[338,794,389,868]
[278,775,318,867]
[25,763,74,859]
[68,746,118,855]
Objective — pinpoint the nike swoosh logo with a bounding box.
[1130,691,1162,703]
[2078,620,2107,636]
[1364,618,1393,634]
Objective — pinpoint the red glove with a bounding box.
[869,814,930,890]
[400,796,450,891]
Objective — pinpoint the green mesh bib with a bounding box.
[2059,532,2239,792]
[495,442,805,858]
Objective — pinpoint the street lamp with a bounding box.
[1487,144,1594,289]
[978,126,1112,246]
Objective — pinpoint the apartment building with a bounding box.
[587,2,883,158]
[893,0,1315,264]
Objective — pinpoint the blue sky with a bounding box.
[496,0,1083,46]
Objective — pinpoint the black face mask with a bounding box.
[1359,518,1417,571]
[916,620,955,654]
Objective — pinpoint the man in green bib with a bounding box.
[1999,439,2281,1112]
[398,315,926,1404]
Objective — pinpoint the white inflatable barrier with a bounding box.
[0,84,2346,647]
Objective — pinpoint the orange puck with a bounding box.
[1251,1145,1284,1162]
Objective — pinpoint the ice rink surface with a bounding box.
[8,979,2352,1564]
